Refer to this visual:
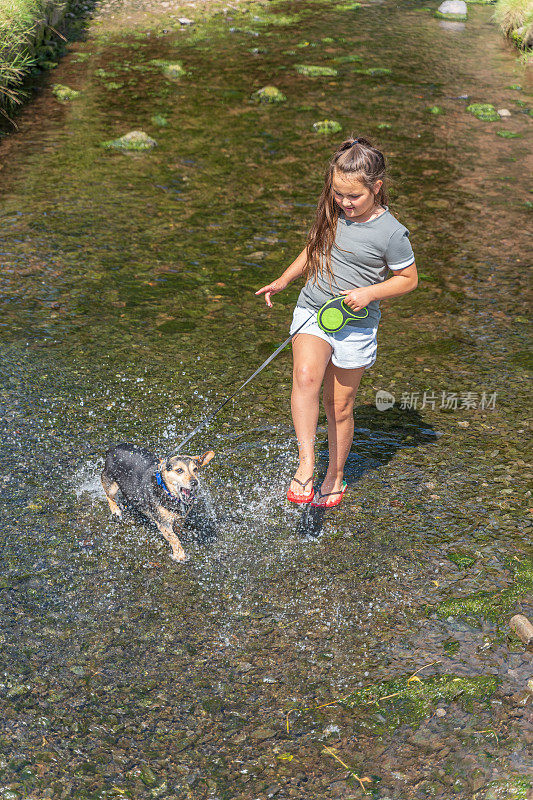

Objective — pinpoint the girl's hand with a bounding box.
[340,287,376,312]
[255,278,287,308]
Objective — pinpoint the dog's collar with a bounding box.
[155,470,174,498]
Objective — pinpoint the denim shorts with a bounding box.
[290,306,378,370]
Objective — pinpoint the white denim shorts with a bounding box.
[290,306,378,370]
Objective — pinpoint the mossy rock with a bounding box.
[336,2,362,9]
[342,674,498,727]
[377,122,392,129]
[313,119,342,134]
[151,114,169,127]
[295,64,338,77]
[474,777,532,800]
[104,82,124,90]
[354,67,392,77]
[467,103,500,121]
[52,84,80,102]
[101,130,157,151]
[251,85,286,103]
[496,130,522,138]
[426,105,444,114]
[150,59,186,79]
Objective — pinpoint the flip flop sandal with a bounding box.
[311,481,347,509]
[287,476,315,504]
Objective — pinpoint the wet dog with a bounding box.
[101,443,215,562]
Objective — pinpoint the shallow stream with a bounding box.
[0,1,531,798]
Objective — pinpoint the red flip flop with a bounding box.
[311,481,347,509]
[287,476,314,504]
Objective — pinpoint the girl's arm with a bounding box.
[341,262,418,312]
[255,247,308,308]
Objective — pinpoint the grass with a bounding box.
[493,0,533,49]
[0,0,67,122]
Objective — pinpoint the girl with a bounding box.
[255,136,418,508]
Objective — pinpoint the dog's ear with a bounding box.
[197,450,215,467]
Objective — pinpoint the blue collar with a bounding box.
[155,470,174,498]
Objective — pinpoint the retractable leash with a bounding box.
[173,295,368,452]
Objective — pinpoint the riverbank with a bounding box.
[494,0,533,52]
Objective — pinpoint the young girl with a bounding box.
[255,136,418,508]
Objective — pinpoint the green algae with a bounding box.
[149,59,186,79]
[342,674,499,726]
[496,130,522,137]
[377,121,392,129]
[295,64,338,77]
[354,66,392,76]
[101,130,157,151]
[51,84,80,102]
[475,777,532,800]
[447,550,477,568]
[250,85,286,103]
[467,103,500,121]
[150,114,169,127]
[435,10,467,20]
[426,105,444,114]
[433,558,533,625]
[313,119,342,134]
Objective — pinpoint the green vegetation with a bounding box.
[250,85,286,103]
[354,66,392,76]
[0,0,68,120]
[295,64,338,77]
[101,130,157,151]
[149,59,186,79]
[51,83,79,102]
[493,0,533,50]
[433,558,533,626]
[447,550,477,568]
[342,674,498,726]
[313,119,342,134]
[475,776,532,799]
[467,102,500,120]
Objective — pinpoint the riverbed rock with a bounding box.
[313,119,342,134]
[251,85,286,103]
[52,84,80,102]
[101,131,157,151]
[497,108,511,117]
[436,1,467,19]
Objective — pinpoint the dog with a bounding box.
[101,443,215,562]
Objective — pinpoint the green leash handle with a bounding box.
[317,295,369,333]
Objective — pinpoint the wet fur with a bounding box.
[101,443,214,562]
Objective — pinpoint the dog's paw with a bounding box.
[170,550,190,563]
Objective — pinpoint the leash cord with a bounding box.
[173,311,314,452]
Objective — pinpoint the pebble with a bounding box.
[497,108,511,117]
[437,0,467,18]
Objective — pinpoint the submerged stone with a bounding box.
[52,84,80,102]
[467,102,500,121]
[151,114,169,127]
[496,130,521,138]
[426,105,445,114]
[313,119,342,134]
[354,67,392,77]
[295,64,338,77]
[436,0,468,19]
[101,130,157,151]
[150,59,186,79]
[251,85,286,103]
[475,777,532,800]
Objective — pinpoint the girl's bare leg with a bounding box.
[319,362,366,498]
[290,334,333,497]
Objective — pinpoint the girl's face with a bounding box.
[331,170,383,222]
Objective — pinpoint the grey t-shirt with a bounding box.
[297,207,415,328]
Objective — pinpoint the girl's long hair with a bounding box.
[304,136,388,285]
